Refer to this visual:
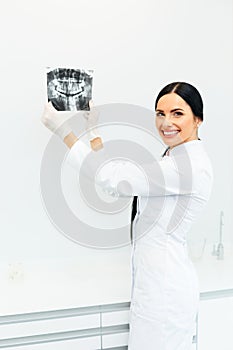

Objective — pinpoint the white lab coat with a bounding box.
[66,139,213,350]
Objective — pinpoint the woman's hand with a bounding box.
[41,101,77,140]
[83,100,103,151]
[41,100,103,150]
[83,100,101,140]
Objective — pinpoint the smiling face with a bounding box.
[155,92,202,148]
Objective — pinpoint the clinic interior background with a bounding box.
[0,0,232,278]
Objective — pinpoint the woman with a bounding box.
[41,81,213,349]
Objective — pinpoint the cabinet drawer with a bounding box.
[0,314,100,339]
[0,336,101,350]
[102,310,130,327]
[102,332,129,348]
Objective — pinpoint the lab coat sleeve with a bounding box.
[66,139,196,197]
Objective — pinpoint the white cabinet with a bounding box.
[197,297,233,350]
[0,304,130,349]
[3,296,233,350]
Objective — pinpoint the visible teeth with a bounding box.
[163,130,179,135]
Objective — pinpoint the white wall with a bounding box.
[0,0,232,302]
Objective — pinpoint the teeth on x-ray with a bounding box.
[47,67,93,111]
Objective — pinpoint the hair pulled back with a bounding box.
[155,82,203,121]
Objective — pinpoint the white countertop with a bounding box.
[0,250,132,315]
[1,243,233,316]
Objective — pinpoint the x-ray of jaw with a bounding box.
[47,67,93,111]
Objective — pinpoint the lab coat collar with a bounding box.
[162,139,203,157]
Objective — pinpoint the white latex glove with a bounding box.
[41,101,77,140]
[83,100,100,140]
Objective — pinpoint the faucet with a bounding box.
[212,211,224,260]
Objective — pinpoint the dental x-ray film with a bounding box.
[47,67,93,111]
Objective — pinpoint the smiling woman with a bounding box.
[41,80,213,350]
[155,82,203,151]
